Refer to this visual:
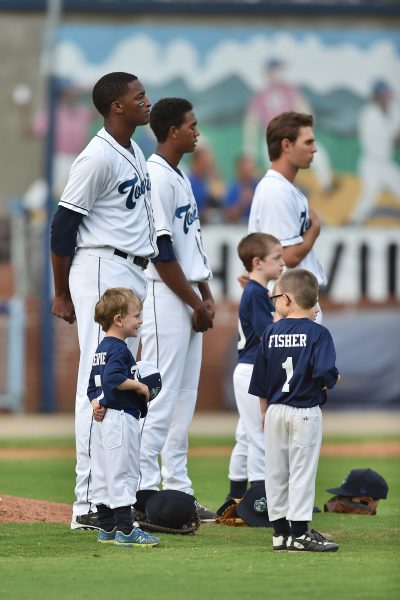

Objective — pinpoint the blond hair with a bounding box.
[94,288,142,332]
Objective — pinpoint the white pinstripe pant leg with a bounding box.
[228,417,248,481]
[233,363,265,482]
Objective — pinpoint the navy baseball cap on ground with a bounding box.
[327,468,388,499]
[133,489,158,513]
[236,484,272,527]
[146,490,197,528]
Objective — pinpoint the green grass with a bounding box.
[0,436,399,600]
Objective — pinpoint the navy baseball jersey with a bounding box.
[237,280,275,365]
[87,336,147,418]
[249,318,339,408]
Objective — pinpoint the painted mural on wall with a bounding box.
[54,24,400,228]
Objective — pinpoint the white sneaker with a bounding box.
[272,534,289,551]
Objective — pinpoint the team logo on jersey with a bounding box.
[175,203,199,234]
[118,175,151,209]
[300,209,311,235]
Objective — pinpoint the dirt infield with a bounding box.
[0,494,71,524]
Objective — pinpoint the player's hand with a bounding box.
[52,294,76,324]
[309,208,321,236]
[91,399,106,422]
[203,299,216,321]
[137,382,150,402]
[192,303,214,332]
[237,273,249,289]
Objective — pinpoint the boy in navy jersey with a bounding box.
[249,269,340,552]
[87,288,160,547]
[226,233,284,502]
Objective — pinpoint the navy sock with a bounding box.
[229,479,248,499]
[114,505,133,535]
[291,521,308,538]
[249,480,264,487]
[272,518,291,536]
[96,504,115,532]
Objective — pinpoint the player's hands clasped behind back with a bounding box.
[52,294,76,324]
[91,399,106,422]
[192,301,215,332]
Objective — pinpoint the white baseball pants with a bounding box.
[229,363,265,482]
[264,403,322,523]
[91,409,140,509]
[139,280,202,495]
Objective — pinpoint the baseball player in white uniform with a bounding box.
[51,72,157,529]
[248,111,326,323]
[139,98,216,522]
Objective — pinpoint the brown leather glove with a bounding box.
[324,495,380,515]
[215,498,247,526]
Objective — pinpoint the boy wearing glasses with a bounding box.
[249,269,340,552]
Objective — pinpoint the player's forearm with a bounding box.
[198,282,214,304]
[283,224,320,267]
[116,379,145,393]
[154,261,203,310]
[259,397,268,415]
[51,253,73,298]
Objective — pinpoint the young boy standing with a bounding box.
[226,233,284,501]
[87,288,160,547]
[249,269,340,551]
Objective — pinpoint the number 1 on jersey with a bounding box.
[282,356,293,392]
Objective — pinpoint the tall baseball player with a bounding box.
[249,269,340,552]
[248,111,326,323]
[51,72,157,529]
[139,97,216,522]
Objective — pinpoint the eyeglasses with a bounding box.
[270,293,288,306]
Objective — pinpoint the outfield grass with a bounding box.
[0,436,399,600]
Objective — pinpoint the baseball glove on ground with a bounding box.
[324,495,380,515]
[132,508,200,535]
[215,498,246,526]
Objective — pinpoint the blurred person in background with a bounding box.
[13,77,94,211]
[243,58,335,195]
[350,80,400,225]
[188,146,225,223]
[223,154,259,223]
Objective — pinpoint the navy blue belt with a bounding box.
[114,249,149,270]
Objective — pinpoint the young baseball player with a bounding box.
[249,269,340,552]
[88,288,160,547]
[50,72,157,528]
[225,233,284,502]
[139,97,216,522]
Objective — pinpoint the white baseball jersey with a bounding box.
[59,127,157,258]
[145,153,212,282]
[248,169,327,285]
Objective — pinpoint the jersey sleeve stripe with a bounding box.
[58,201,89,215]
